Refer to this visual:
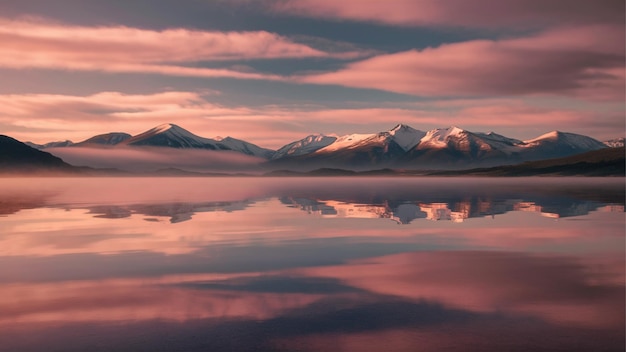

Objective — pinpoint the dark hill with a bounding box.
[0,135,76,173]
[431,147,624,176]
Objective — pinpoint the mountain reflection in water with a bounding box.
[0,177,623,352]
[1,177,621,224]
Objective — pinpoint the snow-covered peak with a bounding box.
[158,124,206,139]
[448,126,465,136]
[524,131,576,145]
[75,132,131,146]
[475,132,522,145]
[525,130,561,143]
[150,123,176,134]
[135,123,209,141]
[124,123,216,148]
[117,123,275,158]
[272,134,337,159]
[523,131,606,150]
[296,134,339,148]
[315,133,375,153]
[419,126,467,148]
[388,124,426,151]
[293,124,426,155]
[389,124,413,133]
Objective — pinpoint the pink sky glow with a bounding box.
[0,1,623,146]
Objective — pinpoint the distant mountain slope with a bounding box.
[214,136,274,159]
[272,134,337,160]
[74,132,131,146]
[267,147,625,177]
[25,140,74,149]
[432,147,625,176]
[0,135,75,172]
[604,138,625,148]
[519,131,607,160]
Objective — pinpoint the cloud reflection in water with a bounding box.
[0,177,623,351]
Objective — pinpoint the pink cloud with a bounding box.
[300,25,625,100]
[302,250,625,329]
[272,0,624,28]
[0,17,358,79]
[0,276,320,324]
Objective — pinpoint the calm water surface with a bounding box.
[0,177,624,352]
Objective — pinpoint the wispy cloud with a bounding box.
[0,17,361,79]
[271,0,624,28]
[299,25,625,100]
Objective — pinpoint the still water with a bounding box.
[0,177,624,352]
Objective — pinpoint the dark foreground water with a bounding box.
[0,177,624,352]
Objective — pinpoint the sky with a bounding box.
[0,0,624,148]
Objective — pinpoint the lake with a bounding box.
[0,177,624,352]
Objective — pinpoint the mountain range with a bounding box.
[265,124,610,170]
[29,124,274,159]
[9,122,622,173]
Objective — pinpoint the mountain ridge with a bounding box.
[2,132,621,176]
[268,124,607,170]
[21,123,611,171]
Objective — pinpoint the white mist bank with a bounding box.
[46,146,266,173]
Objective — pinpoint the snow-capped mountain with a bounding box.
[120,123,272,158]
[523,131,607,150]
[403,126,521,167]
[122,123,220,149]
[35,123,273,159]
[416,126,466,149]
[74,132,131,146]
[271,134,337,160]
[603,138,625,148]
[518,131,608,161]
[399,127,603,168]
[269,124,607,170]
[270,124,427,169]
[314,124,426,154]
[314,133,375,153]
[475,132,522,145]
[416,127,523,153]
